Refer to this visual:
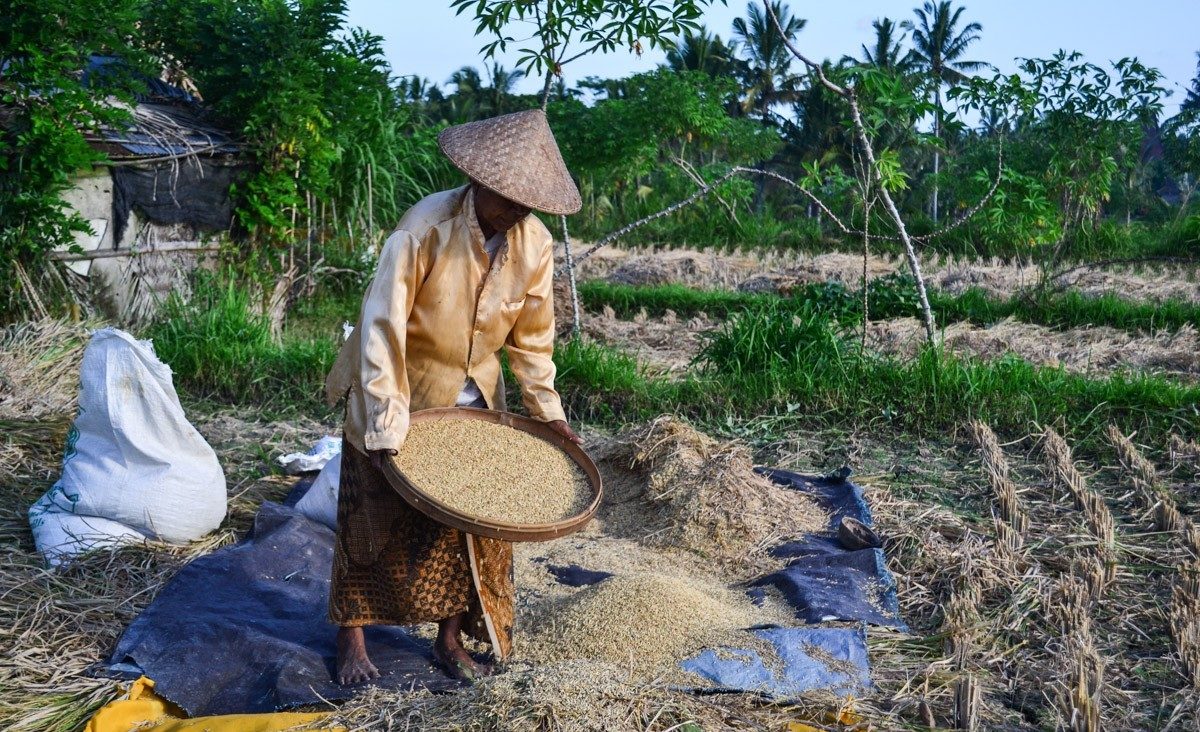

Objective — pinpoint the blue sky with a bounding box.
[346,1,1199,115]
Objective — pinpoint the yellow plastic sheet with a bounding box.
[85,677,344,732]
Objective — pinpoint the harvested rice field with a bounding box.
[4,249,1200,732]
[866,317,1200,381]
[394,418,592,524]
[573,244,1200,302]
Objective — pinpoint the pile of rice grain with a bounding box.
[394,418,592,524]
[521,572,780,674]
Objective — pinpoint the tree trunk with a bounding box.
[932,86,942,225]
[848,90,936,341]
[540,68,554,110]
[560,215,581,336]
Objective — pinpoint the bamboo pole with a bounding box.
[560,215,582,336]
[367,163,375,247]
[49,245,222,262]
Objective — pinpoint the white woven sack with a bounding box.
[27,499,149,565]
[295,452,340,530]
[29,328,226,563]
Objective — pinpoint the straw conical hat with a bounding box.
[438,109,582,215]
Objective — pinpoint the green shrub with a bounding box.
[148,277,338,412]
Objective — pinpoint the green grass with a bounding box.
[554,305,1200,450]
[146,275,1198,450]
[147,278,339,414]
[931,288,1200,333]
[580,278,1200,335]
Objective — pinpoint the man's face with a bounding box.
[474,184,532,235]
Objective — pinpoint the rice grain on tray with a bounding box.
[394,418,591,524]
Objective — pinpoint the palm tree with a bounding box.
[484,62,524,115]
[902,1,987,223]
[546,77,580,103]
[667,25,739,77]
[445,66,484,121]
[1183,52,1200,113]
[397,75,433,105]
[732,1,806,126]
[448,66,483,96]
[788,60,853,160]
[578,75,630,100]
[853,18,915,72]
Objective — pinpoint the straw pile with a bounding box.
[0,319,91,420]
[395,419,591,524]
[519,572,782,676]
[605,417,828,561]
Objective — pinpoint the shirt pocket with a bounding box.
[500,297,527,314]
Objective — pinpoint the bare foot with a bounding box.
[336,626,380,685]
[433,638,492,681]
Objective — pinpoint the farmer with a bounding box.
[322,109,583,685]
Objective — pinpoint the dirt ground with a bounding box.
[570,244,1200,302]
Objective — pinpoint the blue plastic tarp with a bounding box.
[104,467,903,712]
[753,468,907,631]
[106,501,461,716]
[680,626,871,697]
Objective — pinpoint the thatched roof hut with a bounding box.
[58,57,247,322]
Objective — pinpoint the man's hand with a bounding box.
[369,448,397,472]
[547,420,583,445]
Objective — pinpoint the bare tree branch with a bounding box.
[673,156,739,223]
[562,158,1001,277]
[763,0,935,340]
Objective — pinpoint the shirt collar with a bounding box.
[460,184,487,251]
[462,184,522,267]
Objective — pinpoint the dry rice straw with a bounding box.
[1042,428,1117,590]
[1169,434,1200,470]
[969,421,1030,538]
[1169,563,1200,689]
[1107,424,1192,535]
[1048,578,1105,732]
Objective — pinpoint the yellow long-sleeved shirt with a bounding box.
[324,185,566,453]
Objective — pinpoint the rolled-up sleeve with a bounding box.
[361,230,423,452]
[505,241,567,424]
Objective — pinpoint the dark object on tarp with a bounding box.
[112,160,243,244]
[838,516,882,550]
[681,626,870,697]
[753,468,906,630]
[107,502,461,716]
[548,564,612,587]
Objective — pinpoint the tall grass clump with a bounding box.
[552,336,674,421]
[148,277,338,411]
